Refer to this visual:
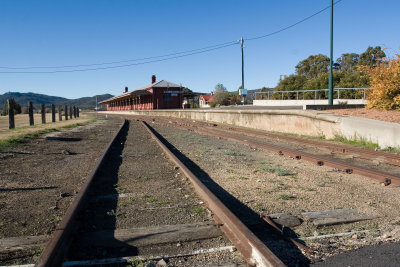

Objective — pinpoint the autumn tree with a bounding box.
[361,50,400,110]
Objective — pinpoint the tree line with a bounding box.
[273,46,385,98]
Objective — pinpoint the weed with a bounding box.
[118,188,129,194]
[238,176,248,180]
[276,169,295,176]
[259,165,277,173]
[106,209,118,216]
[119,198,135,207]
[330,134,379,149]
[127,258,148,267]
[133,176,149,183]
[253,203,264,212]
[278,194,295,200]
[383,146,400,154]
[143,196,156,203]
[299,186,316,191]
[193,207,206,214]
[318,227,336,235]
[224,149,244,156]
[156,200,169,205]
[0,221,5,227]
[226,169,235,174]
[54,216,63,222]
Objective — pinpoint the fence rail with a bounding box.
[255,88,369,101]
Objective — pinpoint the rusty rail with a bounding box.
[35,120,128,267]
[191,126,400,187]
[141,121,285,267]
[165,118,400,167]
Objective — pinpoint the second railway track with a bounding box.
[36,119,289,266]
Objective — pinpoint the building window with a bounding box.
[163,93,172,102]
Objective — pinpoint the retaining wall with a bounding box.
[100,109,400,149]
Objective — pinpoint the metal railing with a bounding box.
[255,88,369,101]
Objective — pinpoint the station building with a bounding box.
[99,75,184,110]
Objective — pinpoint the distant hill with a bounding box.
[0,92,113,109]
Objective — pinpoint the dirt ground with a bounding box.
[149,118,400,264]
[1,114,399,266]
[0,116,122,264]
[325,108,400,124]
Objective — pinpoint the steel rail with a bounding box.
[35,120,128,267]
[136,116,400,167]
[192,127,400,187]
[212,124,400,167]
[141,121,285,267]
[135,117,400,186]
[166,118,400,167]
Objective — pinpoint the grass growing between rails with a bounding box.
[0,117,96,151]
[329,134,380,149]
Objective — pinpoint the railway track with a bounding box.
[136,116,400,187]
[35,120,288,267]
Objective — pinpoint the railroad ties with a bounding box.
[36,119,285,267]
[141,116,400,188]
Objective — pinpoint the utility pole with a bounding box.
[240,37,244,90]
[239,37,247,104]
[328,0,334,105]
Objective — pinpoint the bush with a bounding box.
[361,50,400,110]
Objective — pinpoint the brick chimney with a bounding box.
[125,87,128,93]
[151,75,156,84]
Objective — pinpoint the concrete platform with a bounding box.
[100,109,400,149]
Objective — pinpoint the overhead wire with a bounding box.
[0,40,238,70]
[0,42,237,73]
[0,0,343,74]
[245,0,342,41]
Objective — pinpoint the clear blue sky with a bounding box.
[0,0,399,99]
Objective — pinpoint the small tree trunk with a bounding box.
[77,107,79,117]
[51,104,56,122]
[58,105,62,121]
[29,101,34,126]
[65,105,68,120]
[41,104,46,124]
[69,106,72,119]
[73,106,76,118]
[8,99,15,129]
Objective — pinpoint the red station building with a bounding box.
[99,75,184,111]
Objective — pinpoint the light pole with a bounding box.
[239,37,247,104]
[328,0,334,105]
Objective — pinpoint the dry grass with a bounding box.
[0,113,92,140]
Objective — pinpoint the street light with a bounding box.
[328,0,334,105]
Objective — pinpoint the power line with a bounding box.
[0,1,343,74]
[0,40,238,70]
[0,42,237,74]
[245,0,342,41]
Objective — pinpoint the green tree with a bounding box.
[358,46,386,67]
[275,74,306,91]
[210,83,229,107]
[295,54,330,79]
[336,53,359,71]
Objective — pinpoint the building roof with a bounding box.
[99,80,181,104]
[200,94,213,102]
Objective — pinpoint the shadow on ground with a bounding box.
[148,123,310,266]
[65,120,139,261]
